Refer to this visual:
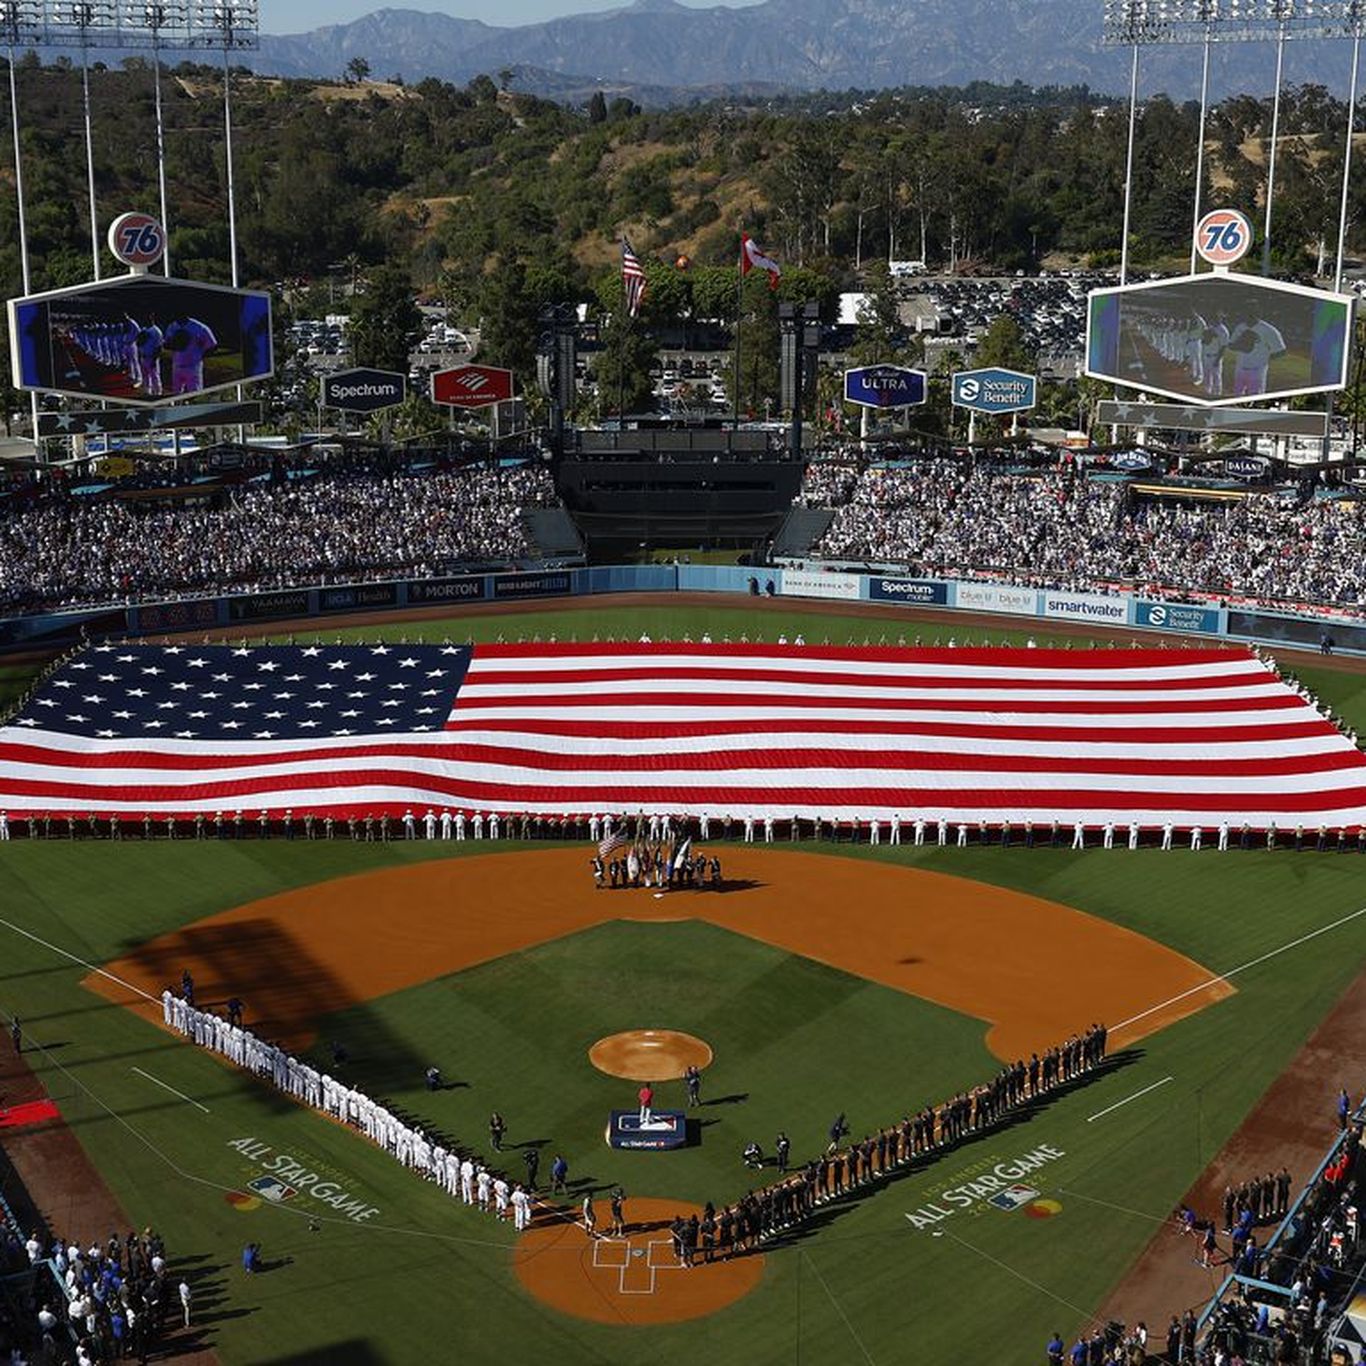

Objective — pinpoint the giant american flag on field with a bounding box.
[1,641,1364,827]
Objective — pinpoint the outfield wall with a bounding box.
[6,563,1363,659]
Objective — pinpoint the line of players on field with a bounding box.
[58,313,218,397]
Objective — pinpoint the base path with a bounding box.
[1096,963,1366,1330]
[513,1197,765,1325]
[86,847,1230,1064]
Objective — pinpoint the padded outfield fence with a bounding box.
[0,561,1362,660]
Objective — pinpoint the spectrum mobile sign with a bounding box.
[322,368,406,413]
[951,367,1037,415]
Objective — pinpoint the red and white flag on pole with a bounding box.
[740,232,781,289]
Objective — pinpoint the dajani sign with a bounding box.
[843,364,927,409]
[431,364,514,409]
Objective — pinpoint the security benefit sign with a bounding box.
[9,274,273,407]
[322,368,405,414]
[1085,272,1354,407]
[843,364,927,409]
[951,368,1037,415]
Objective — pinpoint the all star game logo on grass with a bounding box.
[904,1143,1065,1229]
[227,1138,381,1223]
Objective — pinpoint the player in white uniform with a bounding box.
[1229,317,1286,398]
[472,812,484,840]
[440,808,452,839]
[163,315,218,395]
[1102,821,1115,850]
[0,810,8,841]
[489,812,500,840]
[763,815,774,843]
[454,810,466,840]
[743,815,755,843]
[1161,821,1174,850]
[1072,821,1086,850]
[1190,825,1203,851]
[889,814,901,846]
[423,808,436,840]
[1127,821,1139,850]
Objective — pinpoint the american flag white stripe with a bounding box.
[0,644,1363,827]
[621,238,647,318]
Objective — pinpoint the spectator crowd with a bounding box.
[0,464,558,614]
[0,1215,189,1364]
[797,461,1366,610]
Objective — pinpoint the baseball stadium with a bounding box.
[6,3,1366,1363]
[3,584,1366,1366]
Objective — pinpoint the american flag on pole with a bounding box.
[621,238,647,318]
[1,642,1364,827]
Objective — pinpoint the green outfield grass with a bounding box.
[1,602,1365,1364]
[1,832,1365,1365]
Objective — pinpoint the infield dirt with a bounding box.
[87,846,1231,1066]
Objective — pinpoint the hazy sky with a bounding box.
[262,0,760,33]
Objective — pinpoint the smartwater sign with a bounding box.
[1041,591,1128,624]
[951,368,1037,415]
[868,577,949,606]
[843,365,927,409]
[1135,601,1223,634]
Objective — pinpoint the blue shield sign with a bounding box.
[951,368,1037,415]
[843,365,927,409]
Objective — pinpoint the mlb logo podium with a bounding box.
[607,1110,688,1150]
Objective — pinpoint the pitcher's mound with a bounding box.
[515,1197,764,1324]
[589,1029,713,1081]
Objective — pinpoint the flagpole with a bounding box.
[732,233,744,428]
[617,307,630,427]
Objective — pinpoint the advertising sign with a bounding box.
[1040,591,1128,623]
[868,577,949,606]
[9,275,273,406]
[431,364,514,409]
[1085,272,1353,407]
[1134,601,1223,634]
[1194,208,1254,268]
[842,365,927,409]
[1224,455,1269,479]
[954,581,1038,616]
[107,212,167,270]
[318,583,400,613]
[227,589,311,623]
[780,569,862,601]
[951,368,1037,415]
[407,575,488,605]
[322,368,406,414]
[491,571,571,599]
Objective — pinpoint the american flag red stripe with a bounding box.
[1,643,1364,827]
[621,238,647,318]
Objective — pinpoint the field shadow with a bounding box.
[111,917,433,1111]
[704,1093,748,1106]
[257,1340,387,1365]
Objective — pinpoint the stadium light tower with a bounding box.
[190,2,260,293]
[142,3,189,276]
[54,2,119,279]
[1,0,41,299]
[1102,0,1355,280]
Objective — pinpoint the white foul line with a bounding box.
[1087,1075,1173,1123]
[131,1066,210,1114]
[0,916,157,1003]
[1113,903,1366,1036]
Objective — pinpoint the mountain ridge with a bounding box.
[251,2,1357,104]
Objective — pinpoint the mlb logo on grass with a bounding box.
[987,1184,1039,1212]
[249,1175,298,1204]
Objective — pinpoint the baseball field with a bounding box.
[2,597,1366,1365]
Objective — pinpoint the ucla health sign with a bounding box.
[843,365,927,409]
[1135,600,1223,635]
[868,577,948,606]
[952,368,1037,415]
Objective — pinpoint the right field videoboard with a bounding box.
[1086,272,1354,407]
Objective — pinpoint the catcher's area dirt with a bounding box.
[513,1196,765,1325]
[87,847,1229,1065]
[1095,965,1366,1333]
[589,1030,714,1081]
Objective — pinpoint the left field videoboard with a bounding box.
[9,274,273,407]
